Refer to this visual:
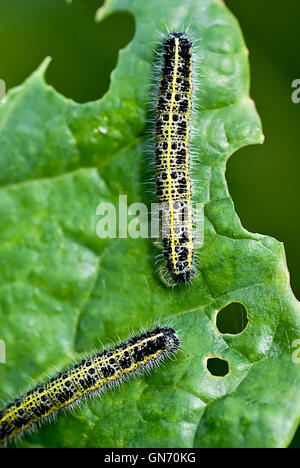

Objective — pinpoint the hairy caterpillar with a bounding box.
[155,32,195,284]
[0,327,180,445]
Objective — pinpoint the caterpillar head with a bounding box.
[161,327,180,353]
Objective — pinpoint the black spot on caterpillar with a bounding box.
[155,32,195,284]
[0,327,180,445]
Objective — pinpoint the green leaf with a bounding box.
[0,0,299,448]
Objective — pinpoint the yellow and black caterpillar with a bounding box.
[155,32,194,283]
[0,327,180,444]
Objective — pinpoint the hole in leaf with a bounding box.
[0,0,135,102]
[216,302,248,335]
[206,357,229,377]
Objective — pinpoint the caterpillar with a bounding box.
[155,32,195,284]
[0,327,180,445]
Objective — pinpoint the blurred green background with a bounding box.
[226,0,300,302]
[0,0,299,447]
